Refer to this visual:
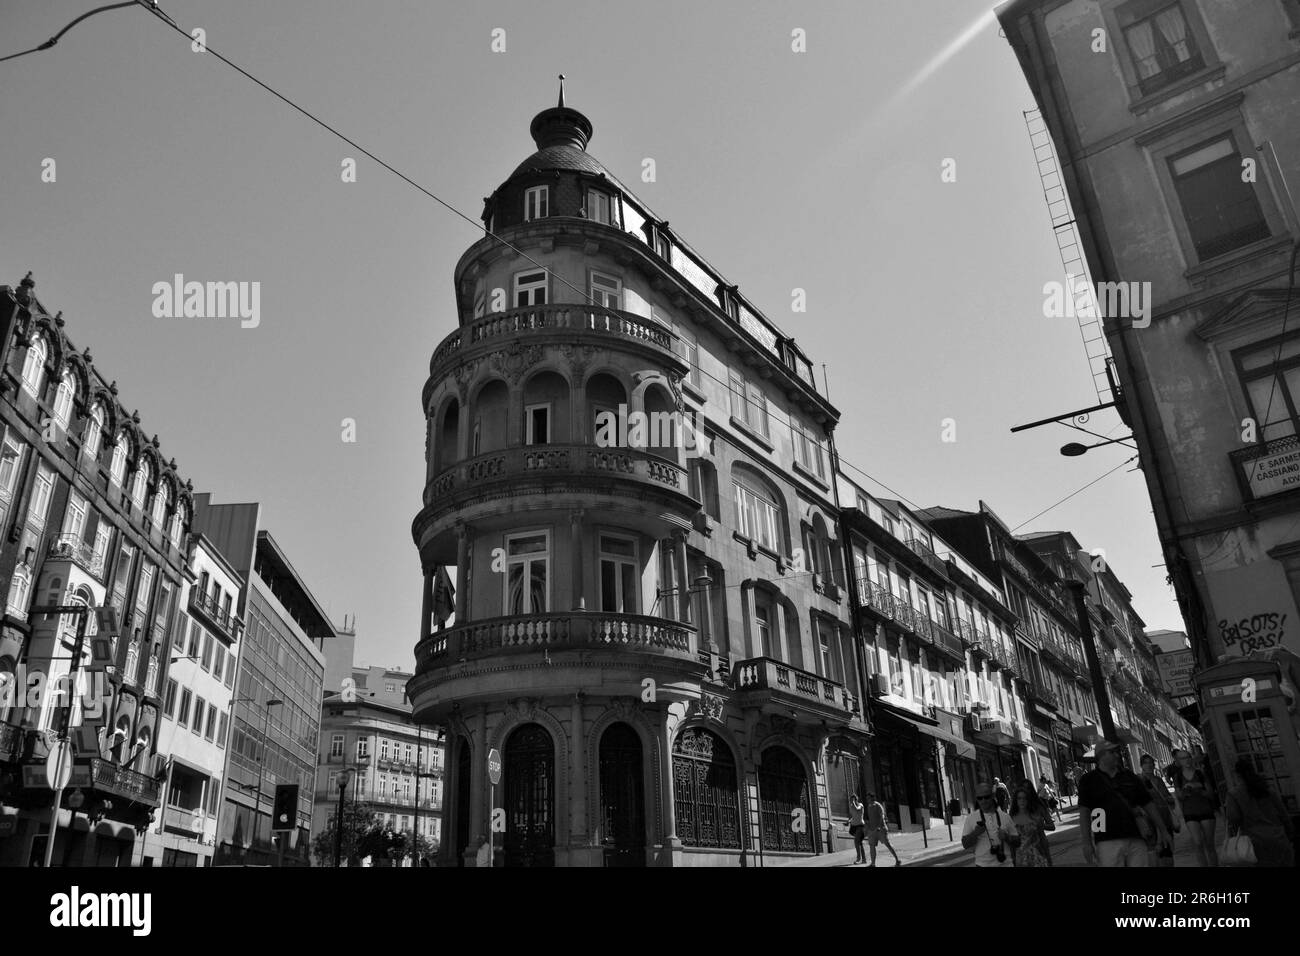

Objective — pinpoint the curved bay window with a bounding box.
[758,746,815,853]
[672,727,742,850]
[503,723,555,867]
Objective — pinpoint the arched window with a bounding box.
[5,565,32,618]
[758,747,814,853]
[109,436,129,487]
[52,371,77,430]
[672,727,741,849]
[732,465,785,553]
[145,645,160,696]
[150,483,168,529]
[503,723,556,867]
[169,502,187,552]
[21,335,48,397]
[124,635,140,684]
[83,403,106,462]
[131,459,151,511]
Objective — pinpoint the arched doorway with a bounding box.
[503,723,555,867]
[671,727,742,849]
[758,746,815,853]
[599,722,645,867]
[455,737,470,867]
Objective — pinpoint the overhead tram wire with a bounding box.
[131,1,1137,572]
[0,1,150,63]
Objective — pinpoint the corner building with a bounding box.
[409,95,867,866]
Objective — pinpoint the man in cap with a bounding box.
[1078,738,1171,867]
[961,782,1018,867]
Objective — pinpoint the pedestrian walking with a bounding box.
[865,792,901,867]
[1078,739,1172,867]
[1170,748,1219,867]
[1225,758,1295,867]
[1139,753,1177,867]
[992,777,1010,813]
[962,782,1018,867]
[1038,774,1063,822]
[1010,781,1054,867]
[849,793,868,865]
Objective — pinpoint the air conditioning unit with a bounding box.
[966,713,984,733]
[871,673,891,697]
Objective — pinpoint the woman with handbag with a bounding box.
[1171,749,1219,866]
[1225,758,1295,867]
[1009,781,1054,867]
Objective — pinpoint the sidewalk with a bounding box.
[779,804,1214,867]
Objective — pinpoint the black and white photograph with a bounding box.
[0,0,1297,937]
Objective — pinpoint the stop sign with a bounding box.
[487,748,502,786]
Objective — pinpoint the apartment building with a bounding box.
[0,274,191,866]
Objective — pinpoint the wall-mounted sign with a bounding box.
[1156,650,1195,697]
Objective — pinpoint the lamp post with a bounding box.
[334,767,354,867]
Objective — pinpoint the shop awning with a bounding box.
[877,707,976,761]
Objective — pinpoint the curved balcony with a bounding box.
[429,304,681,379]
[418,443,695,525]
[732,656,857,718]
[414,611,698,674]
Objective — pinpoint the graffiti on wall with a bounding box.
[1219,612,1288,655]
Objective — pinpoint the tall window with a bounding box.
[61,491,89,541]
[150,487,168,530]
[6,565,32,618]
[525,404,550,445]
[357,737,370,760]
[1120,1,1204,95]
[52,371,77,431]
[504,531,549,614]
[109,543,135,612]
[755,598,774,657]
[83,404,105,463]
[178,688,192,726]
[1170,135,1269,261]
[671,320,701,387]
[331,734,344,757]
[598,534,638,613]
[0,436,23,510]
[1237,335,1300,441]
[523,185,549,221]
[728,370,769,438]
[818,619,839,681]
[133,562,155,621]
[163,678,178,717]
[585,188,615,226]
[191,695,205,734]
[792,419,826,480]
[590,272,622,310]
[733,474,780,551]
[109,437,128,488]
[513,270,548,308]
[217,712,229,747]
[21,335,48,398]
[380,738,391,760]
[130,459,150,512]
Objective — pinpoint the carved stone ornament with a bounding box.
[490,342,544,386]
[770,715,796,738]
[700,692,725,724]
[559,343,598,378]
[453,357,478,391]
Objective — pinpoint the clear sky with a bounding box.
[0,0,1182,671]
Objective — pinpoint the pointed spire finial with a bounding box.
[558,74,566,108]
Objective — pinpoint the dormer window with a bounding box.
[585,188,615,226]
[21,335,48,398]
[524,185,549,221]
[52,371,77,431]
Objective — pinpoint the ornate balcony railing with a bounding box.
[1026,676,1060,710]
[732,656,855,713]
[903,536,948,579]
[1014,623,1040,652]
[430,305,678,373]
[891,600,919,635]
[928,620,965,662]
[90,758,162,806]
[415,612,697,672]
[188,589,238,641]
[46,533,106,579]
[855,579,895,620]
[426,444,690,510]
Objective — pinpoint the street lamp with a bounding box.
[334,767,354,867]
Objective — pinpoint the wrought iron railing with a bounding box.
[732,656,855,713]
[928,620,964,661]
[47,533,106,578]
[0,719,25,761]
[415,612,697,672]
[855,578,895,619]
[90,757,162,805]
[189,589,237,641]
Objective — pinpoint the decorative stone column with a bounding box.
[570,692,587,849]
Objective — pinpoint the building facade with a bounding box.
[191,494,335,866]
[408,92,869,866]
[997,0,1300,812]
[314,665,444,865]
[0,274,192,866]
[147,533,244,866]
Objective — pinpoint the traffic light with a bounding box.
[271,783,299,832]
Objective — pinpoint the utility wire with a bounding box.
[0,1,147,63]
[126,2,1137,582]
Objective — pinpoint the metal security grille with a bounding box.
[758,747,814,853]
[599,723,646,866]
[504,723,555,867]
[672,728,742,849]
